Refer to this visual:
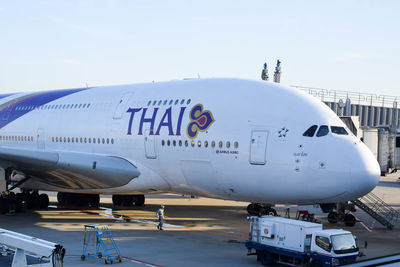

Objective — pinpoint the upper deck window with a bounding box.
[303,125,318,137]
[316,125,329,137]
[331,126,348,135]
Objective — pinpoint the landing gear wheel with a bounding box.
[112,195,122,206]
[81,255,85,261]
[327,212,338,224]
[258,207,277,217]
[247,203,260,216]
[39,194,49,209]
[89,194,100,207]
[134,195,145,206]
[344,213,356,227]
[27,192,39,209]
[57,192,67,206]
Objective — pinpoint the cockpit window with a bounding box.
[316,125,329,137]
[331,126,348,135]
[303,125,318,137]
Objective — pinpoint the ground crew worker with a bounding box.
[156,205,165,230]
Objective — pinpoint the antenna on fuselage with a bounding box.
[273,60,281,83]
[261,62,269,81]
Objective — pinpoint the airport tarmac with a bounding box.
[0,173,399,267]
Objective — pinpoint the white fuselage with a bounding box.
[0,78,380,205]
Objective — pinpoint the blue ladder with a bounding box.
[81,224,122,264]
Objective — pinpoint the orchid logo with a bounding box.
[187,104,215,139]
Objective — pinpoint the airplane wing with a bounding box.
[0,146,140,189]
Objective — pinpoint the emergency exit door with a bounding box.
[37,128,45,150]
[144,129,156,159]
[250,130,269,165]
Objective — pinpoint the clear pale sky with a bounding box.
[0,1,399,96]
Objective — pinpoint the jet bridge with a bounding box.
[0,228,65,267]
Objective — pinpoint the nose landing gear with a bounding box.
[247,203,277,216]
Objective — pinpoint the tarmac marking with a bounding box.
[350,212,373,232]
[67,255,163,267]
[82,208,248,240]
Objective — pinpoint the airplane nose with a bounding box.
[349,142,380,198]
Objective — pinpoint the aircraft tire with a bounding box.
[327,212,338,224]
[112,195,122,206]
[247,203,261,216]
[89,194,100,207]
[122,195,134,206]
[57,192,67,205]
[27,192,40,209]
[344,214,356,227]
[134,195,145,206]
[39,193,49,209]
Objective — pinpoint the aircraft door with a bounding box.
[37,128,45,150]
[113,93,133,119]
[250,130,269,165]
[144,129,156,159]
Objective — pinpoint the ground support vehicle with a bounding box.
[245,216,359,266]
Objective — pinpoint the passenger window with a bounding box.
[175,100,179,105]
[158,100,162,106]
[179,140,182,146]
[162,140,165,146]
[316,236,331,252]
[167,140,170,146]
[180,99,185,105]
[198,141,201,147]
[211,141,216,148]
[396,137,400,148]
[331,126,348,135]
[185,140,189,147]
[169,100,173,105]
[316,125,329,137]
[173,140,176,146]
[187,99,191,105]
[204,141,208,147]
[226,141,230,148]
[234,141,239,149]
[163,100,167,105]
[147,101,151,106]
[303,125,318,137]
[219,141,223,148]
[191,140,195,147]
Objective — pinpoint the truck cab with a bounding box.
[245,216,358,267]
[311,229,359,266]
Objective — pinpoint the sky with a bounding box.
[0,0,399,96]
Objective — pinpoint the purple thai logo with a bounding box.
[186,104,215,139]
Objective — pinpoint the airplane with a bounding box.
[0,78,380,217]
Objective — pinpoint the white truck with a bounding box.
[245,216,359,267]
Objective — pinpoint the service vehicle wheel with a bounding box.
[260,251,273,266]
[311,260,323,267]
[81,255,85,261]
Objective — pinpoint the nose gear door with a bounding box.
[250,130,269,165]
